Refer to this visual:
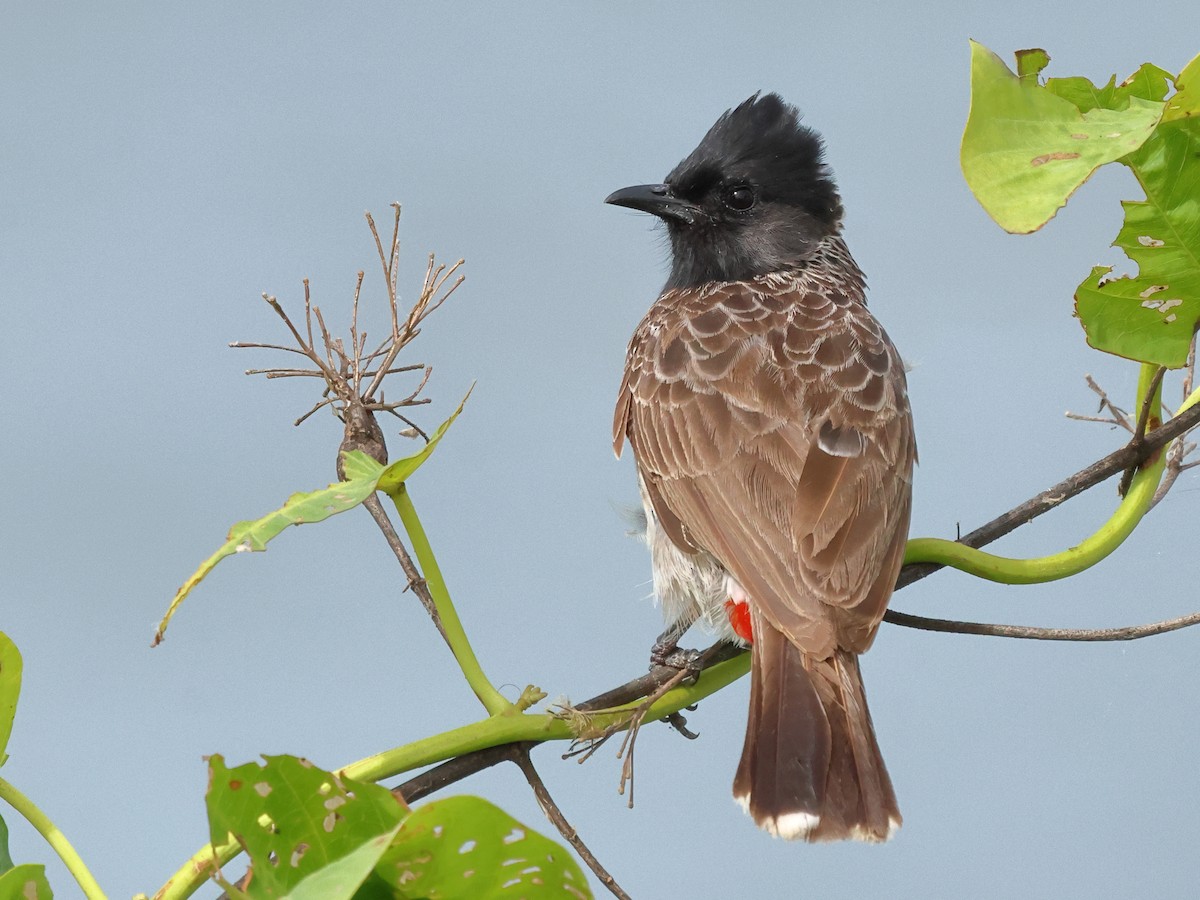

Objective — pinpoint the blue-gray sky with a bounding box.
[3,3,1198,898]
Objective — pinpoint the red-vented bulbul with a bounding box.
[607,93,915,842]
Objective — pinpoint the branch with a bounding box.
[512,748,633,900]
[885,609,1200,641]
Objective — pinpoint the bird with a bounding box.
[606,93,915,842]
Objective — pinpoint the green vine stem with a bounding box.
[345,652,751,784]
[904,363,1177,581]
[387,483,513,716]
[0,776,105,899]
[154,841,239,900]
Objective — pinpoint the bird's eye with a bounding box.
[721,184,756,211]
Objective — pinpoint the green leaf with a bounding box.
[376,795,592,899]
[0,814,13,872]
[0,865,52,900]
[207,755,407,900]
[1075,63,1200,367]
[1015,48,1050,83]
[1163,52,1200,123]
[376,387,472,494]
[221,453,386,556]
[0,633,21,768]
[153,455,384,643]
[156,387,471,643]
[1044,63,1173,114]
[1042,74,1120,112]
[1118,63,1175,105]
[961,41,1164,233]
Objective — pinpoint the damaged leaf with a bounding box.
[961,41,1163,233]
[1076,53,1200,366]
[376,795,593,899]
[0,864,51,899]
[207,754,406,900]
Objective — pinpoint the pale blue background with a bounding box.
[2,3,1198,898]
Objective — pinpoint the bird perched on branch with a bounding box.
[608,93,915,842]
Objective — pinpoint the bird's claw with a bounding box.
[666,711,700,740]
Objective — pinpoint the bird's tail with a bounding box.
[732,623,900,842]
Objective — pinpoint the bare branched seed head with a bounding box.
[230,204,465,476]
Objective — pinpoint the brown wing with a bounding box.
[614,270,915,658]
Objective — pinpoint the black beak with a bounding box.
[604,183,701,225]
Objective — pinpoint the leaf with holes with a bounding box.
[0,633,20,769]
[1076,53,1200,367]
[375,795,592,899]
[157,390,471,644]
[0,865,51,899]
[207,755,407,899]
[961,41,1163,233]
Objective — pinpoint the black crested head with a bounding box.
[606,93,844,290]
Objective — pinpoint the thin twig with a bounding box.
[1133,367,1168,442]
[614,667,692,808]
[229,341,312,355]
[304,279,315,356]
[388,203,402,286]
[1065,413,1128,426]
[311,305,338,374]
[1065,374,1135,432]
[294,396,337,427]
[885,609,1200,641]
[350,270,365,394]
[391,413,431,442]
[377,397,432,413]
[244,368,325,378]
[366,211,390,302]
[363,494,447,643]
[263,294,317,358]
[512,749,633,900]
[1183,343,1196,405]
[246,364,428,380]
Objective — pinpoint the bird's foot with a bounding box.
[649,619,704,675]
[651,645,704,677]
